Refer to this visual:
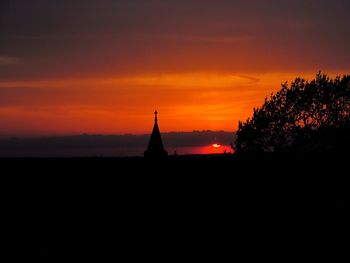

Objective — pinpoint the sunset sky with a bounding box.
[1,0,350,137]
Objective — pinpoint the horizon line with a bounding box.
[0,130,237,140]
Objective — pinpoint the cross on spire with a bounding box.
[154,110,158,122]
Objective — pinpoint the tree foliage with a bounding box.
[235,73,350,153]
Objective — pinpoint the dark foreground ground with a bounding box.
[1,153,347,261]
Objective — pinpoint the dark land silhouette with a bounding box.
[1,153,347,261]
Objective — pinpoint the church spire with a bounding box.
[144,110,168,159]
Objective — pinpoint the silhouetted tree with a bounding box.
[234,73,350,154]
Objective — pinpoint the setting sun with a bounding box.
[212,144,221,148]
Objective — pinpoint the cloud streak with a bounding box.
[0,56,21,66]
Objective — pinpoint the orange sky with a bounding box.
[1,1,349,137]
[1,71,345,136]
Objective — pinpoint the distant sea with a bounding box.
[0,145,233,157]
[0,131,235,157]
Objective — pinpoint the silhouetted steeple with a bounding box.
[144,110,168,158]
